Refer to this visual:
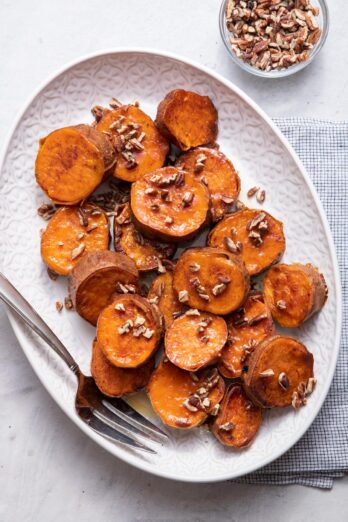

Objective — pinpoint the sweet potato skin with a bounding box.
[41,204,109,276]
[165,312,228,371]
[35,125,115,205]
[243,335,314,408]
[114,203,176,271]
[148,361,225,429]
[96,105,169,182]
[97,294,162,368]
[219,293,275,379]
[212,383,262,448]
[69,250,139,326]
[148,272,186,329]
[176,147,240,222]
[264,263,328,328]
[156,90,218,151]
[91,339,154,397]
[208,209,286,276]
[173,247,250,315]
[130,167,210,243]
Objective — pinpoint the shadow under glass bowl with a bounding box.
[219,0,329,78]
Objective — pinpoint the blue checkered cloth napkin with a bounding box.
[234,119,348,489]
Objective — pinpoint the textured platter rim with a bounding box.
[0,48,342,483]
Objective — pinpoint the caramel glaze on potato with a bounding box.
[212,383,262,448]
[97,294,162,368]
[96,105,169,182]
[41,203,109,276]
[155,89,218,151]
[91,339,154,397]
[148,272,186,329]
[176,147,240,222]
[218,293,275,379]
[173,247,250,315]
[165,311,228,371]
[114,203,176,272]
[208,208,286,276]
[264,263,328,328]
[69,250,139,326]
[130,167,210,243]
[243,335,314,409]
[35,125,116,205]
[148,361,225,429]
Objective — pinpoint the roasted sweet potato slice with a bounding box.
[243,335,315,409]
[176,147,240,222]
[69,251,139,326]
[97,294,162,368]
[41,204,109,276]
[114,203,176,271]
[96,105,169,182]
[155,89,218,151]
[218,293,275,379]
[148,361,225,429]
[165,312,228,371]
[130,167,210,242]
[208,209,286,276]
[147,272,186,329]
[212,383,262,448]
[91,338,154,397]
[35,125,116,205]
[173,247,249,315]
[263,263,328,328]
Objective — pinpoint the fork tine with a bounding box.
[84,412,157,454]
[93,402,157,442]
[102,397,168,440]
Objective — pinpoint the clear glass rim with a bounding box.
[219,0,330,79]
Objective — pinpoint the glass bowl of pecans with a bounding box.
[219,0,329,78]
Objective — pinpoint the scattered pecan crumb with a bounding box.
[256,189,266,204]
[64,297,74,310]
[278,371,289,391]
[259,368,274,378]
[55,301,63,312]
[247,186,259,197]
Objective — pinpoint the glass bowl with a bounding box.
[219,0,329,78]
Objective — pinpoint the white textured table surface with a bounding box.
[1,1,347,521]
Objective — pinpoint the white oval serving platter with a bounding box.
[0,49,341,483]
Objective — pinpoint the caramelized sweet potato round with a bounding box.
[97,294,162,368]
[219,293,275,379]
[208,209,286,276]
[148,272,186,329]
[148,361,225,429]
[91,339,154,397]
[96,105,169,182]
[155,89,218,151]
[165,312,228,371]
[69,251,139,326]
[41,204,109,276]
[243,335,314,408]
[212,383,262,448]
[173,247,250,315]
[114,203,176,271]
[176,147,240,222]
[264,263,328,328]
[130,167,210,242]
[35,125,116,205]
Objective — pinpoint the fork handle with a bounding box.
[0,272,79,374]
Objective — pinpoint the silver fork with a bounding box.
[0,272,167,454]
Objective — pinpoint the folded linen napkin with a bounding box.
[235,119,348,489]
